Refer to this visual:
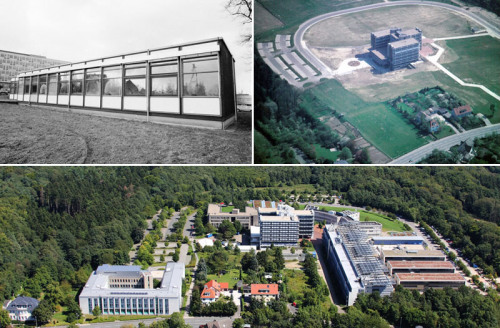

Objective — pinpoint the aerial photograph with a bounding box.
[0,0,252,164]
[254,0,500,164]
[1,166,500,328]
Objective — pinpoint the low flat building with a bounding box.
[250,284,279,303]
[5,296,39,322]
[79,262,184,316]
[340,210,360,221]
[207,203,258,228]
[387,261,456,275]
[250,226,260,244]
[372,236,424,245]
[197,238,214,249]
[357,221,382,236]
[323,223,393,306]
[394,273,466,290]
[381,249,446,262]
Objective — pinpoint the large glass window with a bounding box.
[85,68,101,96]
[48,74,57,95]
[31,76,38,94]
[103,66,122,96]
[18,78,23,95]
[124,64,146,96]
[24,77,30,94]
[39,75,47,95]
[182,57,219,96]
[59,72,69,95]
[151,62,178,96]
[71,70,83,95]
[10,81,17,95]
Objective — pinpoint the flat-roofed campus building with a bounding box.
[257,203,314,238]
[0,49,67,91]
[381,249,446,262]
[259,215,299,248]
[372,236,424,245]
[323,223,393,306]
[9,38,237,129]
[394,273,466,290]
[369,27,422,70]
[387,261,456,275]
[79,262,184,315]
[207,203,258,228]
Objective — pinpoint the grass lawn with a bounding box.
[433,125,456,140]
[301,79,428,158]
[439,36,500,95]
[255,0,382,41]
[0,103,251,164]
[359,211,408,232]
[221,206,235,213]
[206,268,246,288]
[314,144,340,161]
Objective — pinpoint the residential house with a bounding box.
[452,105,472,118]
[201,280,229,304]
[250,284,279,303]
[417,109,440,133]
[5,296,39,322]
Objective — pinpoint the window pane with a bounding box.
[24,79,30,94]
[183,58,218,73]
[18,79,23,94]
[49,74,57,83]
[125,66,146,76]
[86,68,101,80]
[48,82,57,95]
[103,78,122,96]
[124,78,146,96]
[31,77,38,94]
[85,80,100,96]
[151,76,177,96]
[72,71,84,80]
[39,75,47,83]
[59,81,69,94]
[103,67,122,78]
[151,63,178,75]
[71,80,83,94]
[59,73,69,82]
[183,72,218,96]
[40,82,47,95]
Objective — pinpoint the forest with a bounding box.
[1,166,500,326]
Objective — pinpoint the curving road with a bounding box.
[293,0,500,77]
[390,123,500,163]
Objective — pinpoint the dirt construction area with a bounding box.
[304,5,483,48]
[0,103,251,164]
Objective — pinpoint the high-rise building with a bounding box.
[257,203,314,238]
[259,215,299,248]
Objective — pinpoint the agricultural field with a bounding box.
[300,79,428,158]
[0,103,251,164]
[438,36,500,95]
[255,1,284,34]
[255,0,382,41]
[304,5,482,47]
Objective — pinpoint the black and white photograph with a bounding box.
[0,0,252,164]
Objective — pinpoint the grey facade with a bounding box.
[257,204,314,238]
[207,203,258,228]
[259,216,299,248]
[369,27,422,70]
[79,262,184,316]
[0,49,67,90]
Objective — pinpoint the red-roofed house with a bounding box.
[250,284,279,303]
[452,105,472,118]
[200,280,229,304]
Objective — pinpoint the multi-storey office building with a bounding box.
[381,249,446,262]
[259,216,299,248]
[0,49,67,90]
[387,261,456,275]
[10,38,237,129]
[369,27,422,70]
[323,223,393,306]
[395,273,466,290]
[207,203,258,228]
[257,203,314,238]
[388,38,420,70]
[79,262,184,315]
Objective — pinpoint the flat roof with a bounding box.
[383,249,445,258]
[388,261,455,269]
[396,273,465,282]
[207,203,257,216]
[372,29,391,38]
[294,210,314,216]
[373,236,424,241]
[258,207,278,214]
[389,38,419,48]
[260,215,299,222]
[370,49,387,60]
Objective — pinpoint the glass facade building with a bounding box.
[10,38,237,129]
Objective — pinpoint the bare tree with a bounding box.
[225,0,252,43]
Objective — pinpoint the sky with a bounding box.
[0,0,252,94]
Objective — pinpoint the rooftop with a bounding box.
[251,284,279,295]
[207,203,257,216]
[388,261,455,269]
[396,273,465,282]
[372,29,392,38]
[260,215,299,222]
[6,297,39,311]
[389,38,420,48]
[382,249,445,258]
